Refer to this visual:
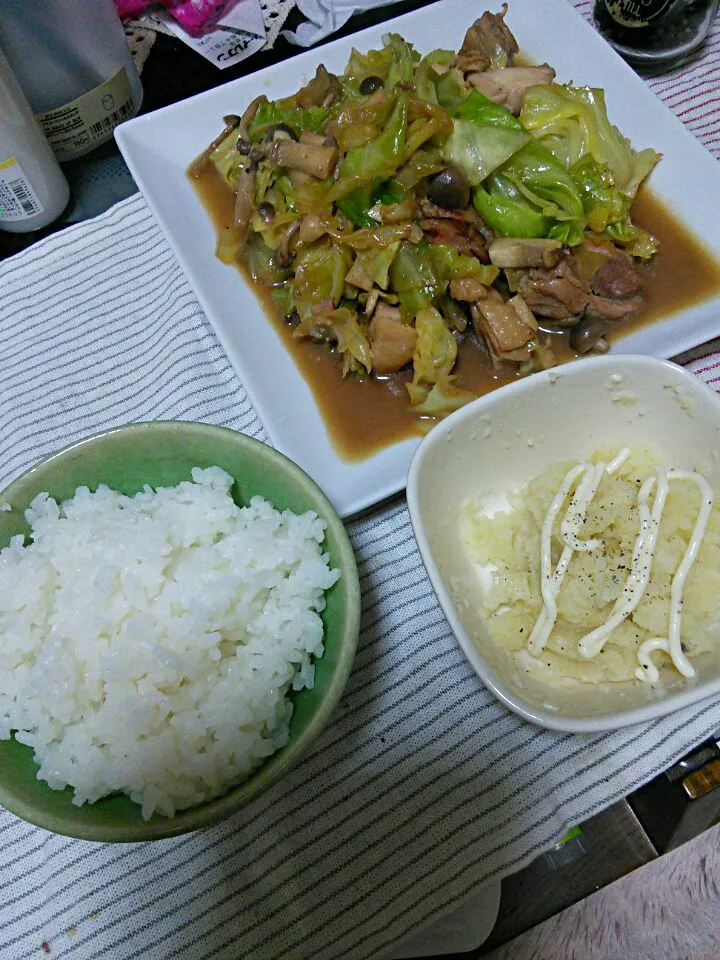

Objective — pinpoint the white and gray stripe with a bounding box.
[3,4,720,958]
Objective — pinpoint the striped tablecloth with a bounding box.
[2,3,720,959]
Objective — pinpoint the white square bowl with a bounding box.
[407,355,720,731]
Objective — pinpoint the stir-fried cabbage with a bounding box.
[294,241,350,323]
[412,306,458,385]
[329,95,409,200]
[443,90,530,185]
[519,84,660,198]
[197,9,661,425]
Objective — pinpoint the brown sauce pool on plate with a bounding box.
[188,158,720,462]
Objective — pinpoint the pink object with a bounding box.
[114,0,150,17]
[114,0,231,36]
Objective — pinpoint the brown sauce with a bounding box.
[189,158,720,462]
[626,189,720,327]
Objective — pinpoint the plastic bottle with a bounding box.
[593,0,719,71]
[0,0,143,162]
[0,49,70,233]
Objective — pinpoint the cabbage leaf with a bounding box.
[429,244,499,286]
[414,49,458,106]
[605,218,659,259]
[384,34,419,88]
[442,90,529,186]
[389,242,440,318]
[337,178,410,228]
[294,241,351,322]
[519,83,661,199]
[354,242,401,289]
[329,96,408,201]
[249,99,330,140]
[209,131,243,186]
[396,147,446,187]
[501,141,584,220]
[473,175,552,238]
[409,377,476,416]
[411,305,457,386]
[472,139,585,245]
[569,155,628,232]
[345,43,395,84]
[322,306,373,375]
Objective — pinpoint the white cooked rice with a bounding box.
[0,467,340,820]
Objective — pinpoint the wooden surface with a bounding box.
[485,822,720,960]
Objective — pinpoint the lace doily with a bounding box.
[260,0,296,47]
[124,23,158,72]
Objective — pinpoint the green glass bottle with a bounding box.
[593,0,718,71]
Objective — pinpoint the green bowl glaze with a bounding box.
[0,421,360,842]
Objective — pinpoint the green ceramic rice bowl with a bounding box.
[0,421,360,842]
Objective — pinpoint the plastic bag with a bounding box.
[114,0,232,36]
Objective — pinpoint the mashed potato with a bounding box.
[460,449,720,684]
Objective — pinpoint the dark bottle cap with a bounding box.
[594,0,719,71]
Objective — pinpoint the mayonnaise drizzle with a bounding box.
[578,469,669,659]
[527,449,713,684]
[634,470,714,682]
[528,449,629,657]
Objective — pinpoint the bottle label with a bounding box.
[603,0,675,28]
[0,157,44,221]
[36,66,138,161]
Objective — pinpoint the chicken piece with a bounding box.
[509,293,538,331]
[373,300,403,323]
[471,292,536,355]
[420,218,490,261]
[517,258,590,323]
[449,277,488,301]
[519,275,589,323]
[467,65,555,115]
[591,257,642,299]
[488,237,563,269]
[570,236,623,284]
[586,293,643,324]
[456,5,519,74]
[369,309,418,374]
[519,258,643,325]
[419,196,493,236]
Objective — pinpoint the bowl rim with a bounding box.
[0,420,361,841]
[407,355,720,732]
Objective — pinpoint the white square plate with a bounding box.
[115,0,720,518]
